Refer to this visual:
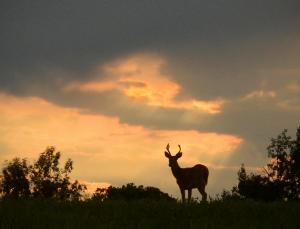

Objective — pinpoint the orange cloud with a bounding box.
[65,53,225,114]
[286,83,300,92]
[0,92,242,196]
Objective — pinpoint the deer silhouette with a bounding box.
[164,144,209,202]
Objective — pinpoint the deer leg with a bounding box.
[198,186,207,201]
[188,189,192,203]
[180,188,185,203]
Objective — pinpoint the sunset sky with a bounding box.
[1,1,300,197]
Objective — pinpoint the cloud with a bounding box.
[243,90,276,100]
[163,30,300,101]
[58,52,300,145]
[1,1,299,95]
[65,53,225,114]
[1,48,299,169]
[0,92,242,196]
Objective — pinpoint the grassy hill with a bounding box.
[0,199,299,229]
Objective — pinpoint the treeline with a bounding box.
[222,126,300,202]
[1,126,300,202]
[0,146,174,201]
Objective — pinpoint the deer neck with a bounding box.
[171,162,182,179]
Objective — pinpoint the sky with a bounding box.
[1,0,300,198]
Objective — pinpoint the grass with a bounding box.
[0,199,300,229]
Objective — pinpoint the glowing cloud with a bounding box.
[286,83,300,92]
[65,53,225,114]
[243,90,276,100]
[0,93,242,194]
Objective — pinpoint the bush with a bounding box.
[92,183,175,202]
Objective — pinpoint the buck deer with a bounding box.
[164,144,209,202]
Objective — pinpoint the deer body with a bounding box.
[165,144,209,202]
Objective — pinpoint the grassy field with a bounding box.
[0,199,299,229]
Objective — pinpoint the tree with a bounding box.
[0,146,86,200]
[0,158,31,198]
[266,127,300,200]
[30,146,86,200]
[234,126,300,201]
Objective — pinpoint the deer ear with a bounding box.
[176,152,182,158]
[165,151,171,158]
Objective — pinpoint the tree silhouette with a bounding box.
[233,126,300,201]
[0,146,86,200]
[0,158,30,198]
[265,127,300,200]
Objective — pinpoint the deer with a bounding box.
[164,144,209,202]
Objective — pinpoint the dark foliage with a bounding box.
[0,146,86,200]
[236,164,284,201]
[0,158,30,198]
[30,146,86,200]
[214,187,241,202]
[2,199,300,229]
[232,126,300,201]
[266,127,300,200]
[92,183,175,202]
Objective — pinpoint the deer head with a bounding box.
[164,143,182,167]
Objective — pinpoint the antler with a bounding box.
[178,144,182,153]
[166,143,171,155]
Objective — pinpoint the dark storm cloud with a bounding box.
[1,0,300,166]
[165,30,300,100]
[1,0,300,95]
